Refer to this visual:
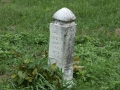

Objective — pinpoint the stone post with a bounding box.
[48,7,76,81]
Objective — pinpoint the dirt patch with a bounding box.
[1,0,12,3]
[114,28,120,35]
[0,74,7,83]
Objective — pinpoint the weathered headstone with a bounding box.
[48,7,76,81]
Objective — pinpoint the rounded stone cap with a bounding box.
[52,7,76,22]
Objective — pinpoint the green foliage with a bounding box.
[74,35,120,90]
[0,0,120,32]
[0,0,120,90]
[0,64,6,75]
[0,31,62,89]
[10,58,63,90]
[0,32,48,74]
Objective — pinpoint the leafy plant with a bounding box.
[10,58,63,90]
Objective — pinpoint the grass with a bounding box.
[0,0,120,90]
[0,0,120,33]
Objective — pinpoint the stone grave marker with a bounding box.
[48,7,76,81]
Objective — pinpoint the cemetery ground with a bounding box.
[0,0,120,90]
